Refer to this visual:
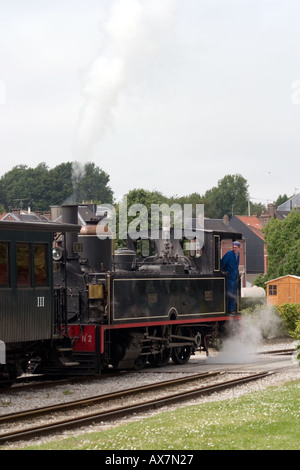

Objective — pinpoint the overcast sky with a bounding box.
[0,0,299,204]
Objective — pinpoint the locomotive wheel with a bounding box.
[133,354,148,370]
[149,347,171,367]
[149,325,171,367]
[171,327,192,365]
[0,364,18,388]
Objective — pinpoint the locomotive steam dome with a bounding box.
[113,247,136,272]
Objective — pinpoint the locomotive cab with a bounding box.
[126,227,238,277]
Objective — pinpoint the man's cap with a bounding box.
[233,241,240,247]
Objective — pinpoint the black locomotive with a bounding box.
[0,204,242,384]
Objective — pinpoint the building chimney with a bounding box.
[258,212,270,227]
[50,205,62,222]
[223,214,230,226]
[267,203,276,218]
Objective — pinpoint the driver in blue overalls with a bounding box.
[221,241,240,314]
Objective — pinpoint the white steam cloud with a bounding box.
[73,0,178,161]
[207,307,284,364]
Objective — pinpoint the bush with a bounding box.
[294,320,300,339]
[293,320,300,365]
[275,303,300,367]
[275,303,300,338]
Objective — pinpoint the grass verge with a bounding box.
[12,379,300,450]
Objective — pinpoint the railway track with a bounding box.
[3,347,293,392]
[260,348,295,356]
[0,370,270,445]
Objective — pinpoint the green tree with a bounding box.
[0,164,33,210]
[27,163,51,211]
[169,192,216,218]
[264,209,300,279]
[249,201,266,216]
[115,188,168,244]
[124,188,168,208]
[0,161,114,211]
[76,162,114,204]
[48,162,73,206]
[168,192,203,206]
[204,174,249,218]
[274,194,290,207]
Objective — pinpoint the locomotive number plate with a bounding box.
[148,293,158,303]
[205,291,213,301]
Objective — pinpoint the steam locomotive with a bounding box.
[0,204,242,384]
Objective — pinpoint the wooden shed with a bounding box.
[266,275,300,306]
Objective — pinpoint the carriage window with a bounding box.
[34,244,48,286]
[16,243,31,287]
[0,242,9,287]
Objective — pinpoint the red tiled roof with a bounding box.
[236,215,265,240]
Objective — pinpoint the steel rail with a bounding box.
[259,348,295,355]
[0,371,270,444]
[0,370,220,424]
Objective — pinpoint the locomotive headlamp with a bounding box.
[52,246,63,261]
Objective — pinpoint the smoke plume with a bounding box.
[73,0,178,161]
[207,307,284,364]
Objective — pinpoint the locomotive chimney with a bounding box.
[62,205,81,270]
[62,204,78,225]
